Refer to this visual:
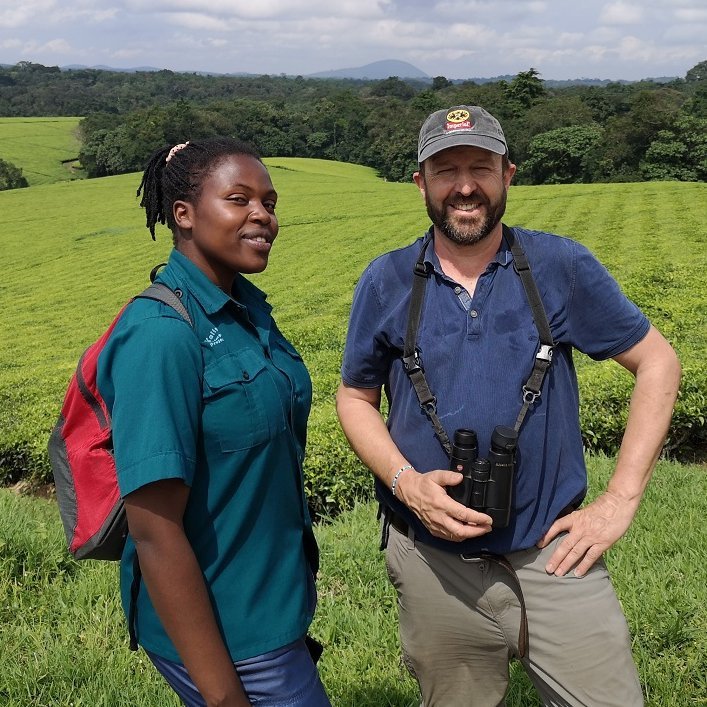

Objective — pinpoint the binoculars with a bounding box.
[447,426,518,528]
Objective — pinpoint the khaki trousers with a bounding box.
[385,525,643,707]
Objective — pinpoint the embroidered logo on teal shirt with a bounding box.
[203,327,225,347]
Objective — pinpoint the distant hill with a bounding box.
[308,59,429,80]
[61,64,163,73]
[2,60,678,85]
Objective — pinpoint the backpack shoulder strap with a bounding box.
[134,282,193,328]
[124,279,193,651]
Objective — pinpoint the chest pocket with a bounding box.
[202,349,286,452]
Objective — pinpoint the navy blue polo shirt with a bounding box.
[341,226,649,554]
[97,249,315,662]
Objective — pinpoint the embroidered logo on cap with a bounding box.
[445,108,472,132]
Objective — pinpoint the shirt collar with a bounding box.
[422,224,514,280]
[165,249,271,316]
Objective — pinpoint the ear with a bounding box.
[504,162,517,188]
[413,170,426,199]
[173,200,194,230]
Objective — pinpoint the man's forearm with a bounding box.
[336,382,494,540]
[540,327,681,576]
[607,326,681,505]
[335,385,411,487]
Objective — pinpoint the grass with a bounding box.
[0,116,84,185]
[1,456,705,706]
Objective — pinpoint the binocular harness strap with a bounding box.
[504,225,556,432]
[402,231,453,455]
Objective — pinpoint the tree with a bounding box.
[518,124,604,184]
[431,76,452,91]
[587,87,686,181]
[683,60,707,118]
[506,68,546,110]
[686,60,707,83]
[640,115,707,181]
[511,96,595,165]
[0,159,29,190]
[369,76,416,100]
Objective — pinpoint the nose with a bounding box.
[455,171,476,196]
[249,201,272,225]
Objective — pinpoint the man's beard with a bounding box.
[426,188,508,246]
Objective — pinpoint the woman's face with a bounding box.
[174,154,278,291]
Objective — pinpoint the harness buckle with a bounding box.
[536,344,554,363]
[413,261,429,277]
[522,386,541,405]
[422,397,438,414]
[402,348,423,375]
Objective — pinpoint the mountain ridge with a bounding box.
[1,60,678,84]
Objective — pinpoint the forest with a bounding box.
[1,59,706,185]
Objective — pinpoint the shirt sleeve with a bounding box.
[341,266,394,388]
[566,242,650,360]
[98,311,202,497]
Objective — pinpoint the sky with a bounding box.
[1,0,705,81]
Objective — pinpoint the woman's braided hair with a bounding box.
[136,137,262,240]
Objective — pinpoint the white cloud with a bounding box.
[124,0,389,20]
[111,48,145,59]
[40,38,72,54]
[164,12,232,31]
[0,1,58,28]
[674,8,707,22]
[587,26,622,42]
[664,23,707,42]
[557,32,584,47]
[599,2,644,25]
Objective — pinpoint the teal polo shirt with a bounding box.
[97,249,315,662]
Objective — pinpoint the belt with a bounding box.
[389,510,412,536]
[388,511,529,659]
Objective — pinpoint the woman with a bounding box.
[97,137,330,707]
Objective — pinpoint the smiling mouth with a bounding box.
[242,231,273,244]
[450,202,484,213]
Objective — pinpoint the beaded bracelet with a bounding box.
[391,465,414,497]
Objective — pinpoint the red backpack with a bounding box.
[48,282,192,561]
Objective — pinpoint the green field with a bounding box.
[0,116,83,185]
[0,149,706,704]
[0,159,705,511]
[2,455,706,706]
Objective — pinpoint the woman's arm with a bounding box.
[124,479,251,707]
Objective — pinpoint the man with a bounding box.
[336,105,681,706]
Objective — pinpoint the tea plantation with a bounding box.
[0,154,705,515]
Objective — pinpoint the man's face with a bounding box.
[413,145,516,246]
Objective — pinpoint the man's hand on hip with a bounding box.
[396,469,493,541]
[537,491,639,577]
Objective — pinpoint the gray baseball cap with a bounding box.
[418,105,507,163]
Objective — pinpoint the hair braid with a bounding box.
[136,145,171,240]
[136,137,263,241]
